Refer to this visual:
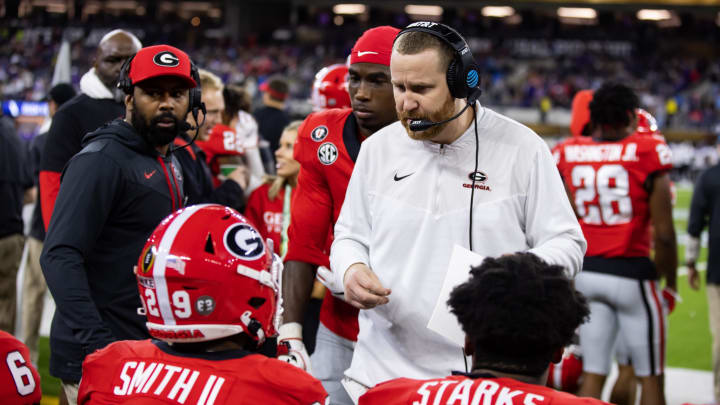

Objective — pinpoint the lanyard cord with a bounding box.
[280,183,292,258]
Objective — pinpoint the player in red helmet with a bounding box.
[78,204,328,405]
[311,64,351,111]
[635,108,659,136]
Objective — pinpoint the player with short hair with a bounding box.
[359,253,606,405]
[555,83,677,405]
[77,204,328,405]
[279,26,400,405]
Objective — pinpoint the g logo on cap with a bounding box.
[153,51,180,67]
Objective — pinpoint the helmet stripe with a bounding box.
[154,204,212,325]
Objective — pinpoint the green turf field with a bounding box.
[667,186,712,371]
[35,186,714,397]
[38,336,62,398]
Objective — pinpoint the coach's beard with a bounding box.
[132,102,184,148]
[400,95,456,141]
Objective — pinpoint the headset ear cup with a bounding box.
[465,64,482,103]
[118,55,135,94]
[446,59,461,99]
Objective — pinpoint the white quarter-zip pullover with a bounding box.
[330,105,586,387]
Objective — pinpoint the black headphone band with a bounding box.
[396,22,481,102]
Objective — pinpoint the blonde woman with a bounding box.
[244,120,302,256]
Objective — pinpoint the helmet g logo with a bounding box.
[153,51,180,67]
[224,223,265,260]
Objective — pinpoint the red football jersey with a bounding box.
[360,375,609,405]
[245,182,285,254]
[285,108,362,341]
[0,331,41,405]
[196,124,245,187]
[196,124,246,160]
[78,339,328,405]
[554,133,673,257]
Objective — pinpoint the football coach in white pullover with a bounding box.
[328,22,586,401]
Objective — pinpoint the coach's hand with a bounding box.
[343,263,391,310]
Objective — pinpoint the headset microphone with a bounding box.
[409,102,473,132]
[171,103,206,153]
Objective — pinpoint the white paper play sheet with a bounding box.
[426,244,485,347]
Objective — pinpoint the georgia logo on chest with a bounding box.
[263,211,283,233]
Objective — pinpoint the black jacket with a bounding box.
[688,163,720,284]
[39,94,124,230]
[172,133,245,211]
[27,132,46,241]
[0,116,29,238]
[40,119,184,381]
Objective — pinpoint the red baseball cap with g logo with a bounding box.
[127,45,197,88]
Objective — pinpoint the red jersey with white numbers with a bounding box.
[196,124,244,187]
[0,331,41,405]
[554,133,673,257]
[196,124,245,160]
[245,182,285,253]
[78,339,328,405]
[359,374,610,405]
[285,108,362,341]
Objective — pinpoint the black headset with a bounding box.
[396,22,482,103]
[117,53,205,122]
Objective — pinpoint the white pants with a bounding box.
[311,323,355,405]
[576,272,667,377]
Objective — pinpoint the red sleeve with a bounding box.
[0,332,42,405]
[284,117,334,267]
[39,170,61,231]
[639,135,673,175]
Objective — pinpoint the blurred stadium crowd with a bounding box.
[2,9,719,132]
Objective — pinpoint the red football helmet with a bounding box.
[635,108,659,135]
[311,64,351,111]
[135,204,283,345]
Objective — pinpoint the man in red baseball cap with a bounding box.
[278,25,399,405]
[41,44,198,405]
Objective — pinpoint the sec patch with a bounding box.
[317,142,338,165]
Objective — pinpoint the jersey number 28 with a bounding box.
[571,164,632,225]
